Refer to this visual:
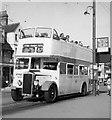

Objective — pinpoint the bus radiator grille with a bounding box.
[23,74,32,94]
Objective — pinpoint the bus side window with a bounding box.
[74,65,78,75]
[79,66,84,75]
[60,63,66,74]
[79,66,88,75]
[84,66,88,75]
[67,64,74,75]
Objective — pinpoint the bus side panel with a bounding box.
[59,75,67,95]
[71,75,79,93]
[66,74,74,94]
[78,76,89,93]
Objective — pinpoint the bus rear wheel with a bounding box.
[11,89,23,101]
[81,84,87,96]
[44,84,57,103]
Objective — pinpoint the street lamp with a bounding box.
[84,6,93,15]
[84,0,96,96]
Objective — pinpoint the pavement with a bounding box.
[1,83,12,93]
[0,87,11,96]
[1,87,11,93]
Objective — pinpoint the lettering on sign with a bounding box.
[22,44,44,53]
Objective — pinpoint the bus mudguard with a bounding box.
[41,81,57,91]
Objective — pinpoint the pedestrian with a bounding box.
[107,75,111,96]
[96,80,100,95]
[60,33,64,40]
[66,35,70,42]
[60,33,66,41]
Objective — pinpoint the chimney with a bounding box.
[0,10,8,25]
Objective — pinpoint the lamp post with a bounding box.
[84,0,96,96]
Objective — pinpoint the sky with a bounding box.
[1,1,110,48]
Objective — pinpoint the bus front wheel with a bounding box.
[11,89,23,101]
[44,84,57,103]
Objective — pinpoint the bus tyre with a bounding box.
[11,89,23,101]
[81,84,87,96]
[44,84,57,103]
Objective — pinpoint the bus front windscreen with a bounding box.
[35,28,52,38]
[15,58,29,69]
[20,28,35,39]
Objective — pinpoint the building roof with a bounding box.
[3,23,20,33]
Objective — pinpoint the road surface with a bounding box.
[1,85,111,118]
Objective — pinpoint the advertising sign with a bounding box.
[97,37,109,52]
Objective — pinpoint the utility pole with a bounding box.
[84,0,97,95]
[92,0,96,96]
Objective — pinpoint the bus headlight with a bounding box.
[34,79,39,86]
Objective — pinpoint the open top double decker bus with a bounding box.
[11,27,92,103]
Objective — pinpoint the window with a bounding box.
[22,46,35,53]
[67,64,74,75]
[22,44,44,53]
[15,34,18,42]
[15,58,29,69]
[74,65,78,75]
[43,62,58,70]
[15,48,17,54]
[36,44,44,53]
[30,58,40,69]
[20,28,35,39]
[79,66,88,75]
[60,63,66,74]
[3,51,11,58]
[35,28,52,38]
